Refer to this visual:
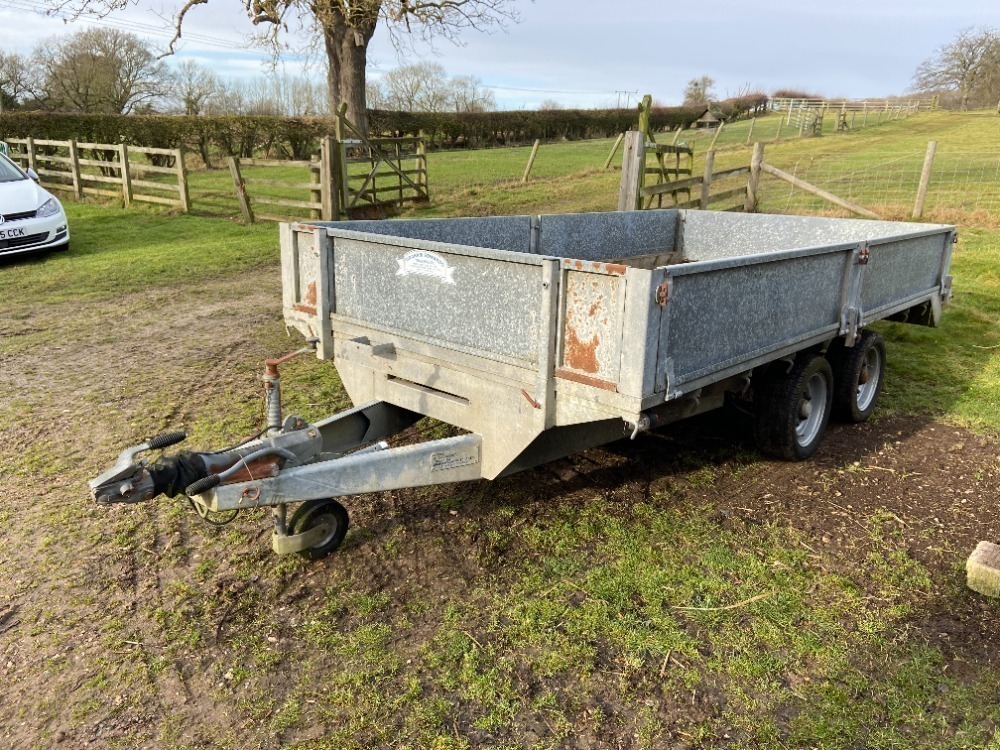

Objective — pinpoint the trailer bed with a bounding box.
[280,210,953,478]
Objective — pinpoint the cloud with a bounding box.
[2,0,998,106]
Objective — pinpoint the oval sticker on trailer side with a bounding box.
[396,250,456,285]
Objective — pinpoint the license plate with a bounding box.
[0,227,26,239]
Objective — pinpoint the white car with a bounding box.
[0,151,69,257]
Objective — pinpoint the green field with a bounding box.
[2,110,1000,748]
[175,109,1000,227]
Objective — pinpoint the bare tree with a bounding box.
[382,61,450,111]
[49,0,521,133]
[34,28,170,114]
[366,78,387,109]
[170,59,221,115]
[683,76,715,105]
[0,52,38,111]
[912,26,999,110]
[206,79,249,115]
[538,99,561,110]
[450,74,495,112]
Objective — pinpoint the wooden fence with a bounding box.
[774,98,925,137]
[224,108,429,224]
[770,97,938,113]
[4,137,190,211]
[228,157,323,224]
[617,131,750,212]
[226,130,428,224]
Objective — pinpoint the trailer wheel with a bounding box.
[754,354,834,460]
[288,498,349,560]
[831,331,886,423]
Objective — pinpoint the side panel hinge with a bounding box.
[857,243,870,265]
[655,278,672,307]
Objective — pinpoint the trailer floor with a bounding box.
[1,269,997,749]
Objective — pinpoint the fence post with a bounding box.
[745,118,756,146]
[617,130,644,211]
[397,140,405,206]
[417,130,429,200]
[708,121,725,151]
[700,150,715,210]
[745,142,764,213]
[912,140,938,220]
[603,132,625,169]
[637,94,651,136]
[320,135,339,221]
[521,139,541,183]
[68,140,82,200]
[310,161,322,220]
[774,117,784,142]
[25,136,36,173]
[119,144,133,207]
[334,109,349,218]
[228,156,254,224]
[175,147,190,212]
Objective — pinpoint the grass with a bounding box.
[175,109,1000,226]
[0,203,279,303]
[876,228,1000,433]
[3,109,1000,748]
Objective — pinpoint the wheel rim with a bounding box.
[856,345,881,412]
[796,372,828,447]
[308,513,338,549]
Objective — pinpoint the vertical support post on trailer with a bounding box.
[315,227,335,360]
[534,258,561,428]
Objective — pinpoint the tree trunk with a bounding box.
[322,9,376,135]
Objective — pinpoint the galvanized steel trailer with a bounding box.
[90,210,955,559]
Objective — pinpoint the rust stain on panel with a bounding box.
[561,259,627,276]
[563,321,600,374]
[293,304,317,315]
[304,281,318,306]
[554,368,618,392]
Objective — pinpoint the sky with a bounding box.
[1,0,998,109]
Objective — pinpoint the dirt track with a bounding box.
[1,264,998,748]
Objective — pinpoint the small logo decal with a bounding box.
[397,250,456,285]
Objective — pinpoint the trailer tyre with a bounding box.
[754,354,834,460]
[831,331,886,423]
[289,498,349,560]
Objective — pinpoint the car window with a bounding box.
[0,154,27,183]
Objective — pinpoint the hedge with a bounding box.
[0,106,706,165]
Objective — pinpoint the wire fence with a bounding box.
[755,149,1000,224]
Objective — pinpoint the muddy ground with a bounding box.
[1,262,998,749]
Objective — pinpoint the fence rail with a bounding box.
[4,136,190,211]
[770,97,938,113]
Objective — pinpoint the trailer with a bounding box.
[90,210,955,559]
